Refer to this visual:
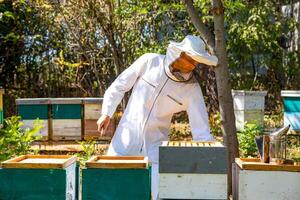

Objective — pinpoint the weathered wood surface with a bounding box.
[84,104,101,119]
[84,119,115,139]
[52,119,81,139]
[235,158,300,172]
[232,90,267,111]
[233,163,300,200]
[21,120,48,138]
[1,155,76,169]
[16,98,50,105]
[86,156,148,169]
[159,173,227,199]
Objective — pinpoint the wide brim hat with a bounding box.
[169,35,218,66]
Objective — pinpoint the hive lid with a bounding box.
[281,90,300,97]
[16,98,50,105]
[82,98,103,104]
[49,98,82,104]
[161,141,224,147]
[1,155,77,169]
[86,156,148,169]
[235,158,300,172]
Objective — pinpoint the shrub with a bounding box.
[237,122,263,157]
[0,116,43,162]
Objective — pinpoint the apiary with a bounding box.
[16,98,49,139]
[82,156,151,200]
[0,155,77,200]
[233,158,300,200]
[159,141,227,199]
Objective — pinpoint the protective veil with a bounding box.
[102,43,214,200]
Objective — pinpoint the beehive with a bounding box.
[281,90,300,131]
[16,98,49,139]
[0,88,4,127]
[159,141,227,200]
[83,98,115,140]
[0,155,77,200]
[232,90,267,130]
[82,156,151,200]
[51,98,82,140]
[233,158,300,200]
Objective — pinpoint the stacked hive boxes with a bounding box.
[16,98,49,139]
[233,158,300,200]
[16,97,116,141]
[51,98,82,140]
[281,90,300,131]
[159,141,228,200]
[0,88,4,127]
[0,155,77,199]
[83,98,115,139]
[82,156,151,200]
[232,90,267,130]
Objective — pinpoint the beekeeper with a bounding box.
[97,35,218,200]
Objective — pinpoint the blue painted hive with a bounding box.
[281,90,300,131]
[82,156,151,200]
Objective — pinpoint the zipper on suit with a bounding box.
[140,77,170,153]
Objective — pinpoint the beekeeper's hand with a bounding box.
[97,115,111,136]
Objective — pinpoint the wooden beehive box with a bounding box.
[51,98,82,140]
[16,98,49,139]
[281,90,300,131]
[0,155,77,199]
[159,141,228,200]
[232,90,267,130]
[233,158,300,200]
[83,98,115,140]
[82,156,151,200]
[0,88,4,127]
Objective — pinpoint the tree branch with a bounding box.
[183,0,215,53]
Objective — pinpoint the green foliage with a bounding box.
[75,140,96,163]
[237,122,263,157]
[209,112,222,137]
[0,116,42,162]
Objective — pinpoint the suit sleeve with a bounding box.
[186,83,214,141]
[101,53,151,118]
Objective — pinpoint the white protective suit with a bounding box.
[101,44,214,200]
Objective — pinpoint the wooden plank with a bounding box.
[16,98,50,105]
[82,97,103,104]
[21,120,48,138]
[237,166,300,200]
[86,156,148,169]
[235,158,300,172]
[1,155,76,169]
[52,119,81,137]
[159,173,227,199]
[49,98,82,104]
[84,104,101,119]
[281,90,300,97]
[84,119,115,139]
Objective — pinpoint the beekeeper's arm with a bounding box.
[186,83,214,141]
[97,53,152,133]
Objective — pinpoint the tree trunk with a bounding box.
[183,0,239,196]
[211,0,239,196]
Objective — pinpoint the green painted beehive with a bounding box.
[82,156,151,200]
[50,98,82,140]
[0,155,77,200]
[16,98,49,139]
